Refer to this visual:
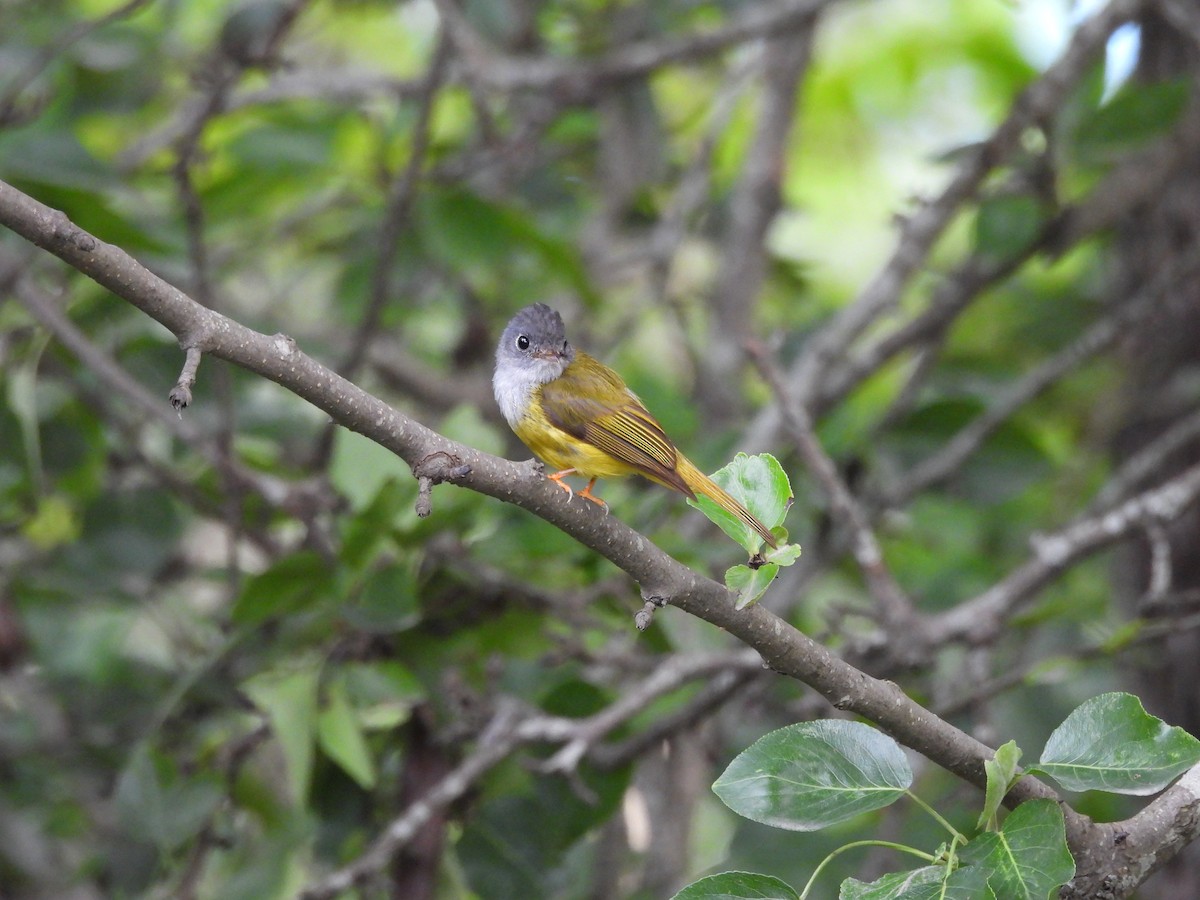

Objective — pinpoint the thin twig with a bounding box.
[741,0,1148,451]
[702,28,814,416]
[435,0,837,97]
[300,702,526,899]
[750,344,914,626]
[929,457,1200,644]
[881,253,1200,507]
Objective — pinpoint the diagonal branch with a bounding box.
[742,0,1148,450]
[928,457,1200,645]
[0,174,1058,787]
[0,175,1118,873]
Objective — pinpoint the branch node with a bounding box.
[413,451,472,517]
[169,346,203,413]
[50,209,96,252]
[634,594,669,631]
[272,332,297,358]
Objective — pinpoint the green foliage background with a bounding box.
[0,0,1194,897]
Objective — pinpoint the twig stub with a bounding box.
[413,451,472,518]
[169,346,203,412]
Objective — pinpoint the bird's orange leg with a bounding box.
[547,468,578,500]
[577,477,609,513]
[547,470,608,513]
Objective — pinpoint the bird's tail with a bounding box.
[675,456,778,549]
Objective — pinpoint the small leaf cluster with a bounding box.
[675,693,1200,900]
[688,453,802,607]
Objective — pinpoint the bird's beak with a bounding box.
[534,347,565,361]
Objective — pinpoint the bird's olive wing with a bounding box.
[539,362,691,495]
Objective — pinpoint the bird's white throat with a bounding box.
[493,356,565,429]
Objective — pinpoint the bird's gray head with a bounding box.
[493,303,576,428]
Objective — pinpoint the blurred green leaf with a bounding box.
[243,664,321,806]
[974,194,1045,262]
[1074,79,1189,160]
[330,430,416,511]
[459,757,630,900]
[713,720,912,831]
[1032,692,1200,795]
[317,678,377,789]
[231,552,332,625]
[344,659,423,730]
[21,493,80,549]
[440,403,506,458]
[420,187,597,303]
[115,745,223,853]
[340,477,411,570]
[340,562,420,633]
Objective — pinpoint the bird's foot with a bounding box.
[547,468,577,501]
[577,478,608,513]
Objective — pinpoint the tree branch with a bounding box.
[0,175,1065,813]
[744,0,1148,447]
[435,0,837,98]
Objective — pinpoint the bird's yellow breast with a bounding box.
[513,384,640,479]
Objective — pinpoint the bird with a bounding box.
[493,303,777,549]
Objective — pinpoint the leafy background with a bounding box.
[2,0,1199,898]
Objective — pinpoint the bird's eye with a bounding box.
[516,334,530,351]
[562,341,569,353]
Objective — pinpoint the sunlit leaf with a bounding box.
[688,453,794,553]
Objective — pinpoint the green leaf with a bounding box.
[231,551,331,625]
[978,740,1023,831]
[974,194,1045,262]
[420,187,598,303]
[840,865,994,899]
[765,543,802,566]
[688,453,793,553]
[726,562,778,609]
[340,478,411,570]
[330,429,415,511]
[341,563,420,633]
[671,870,799,899]
[958,798,1074,899]
[317,678,377,789]
[114,745,163,844]
[341,660,425,731]
[243,664,321,806]
[712,720,912,831]
[1074,79,1189,160]
[1033,692,1200,794]
[22,493,80,549]
[115,745,223,853]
